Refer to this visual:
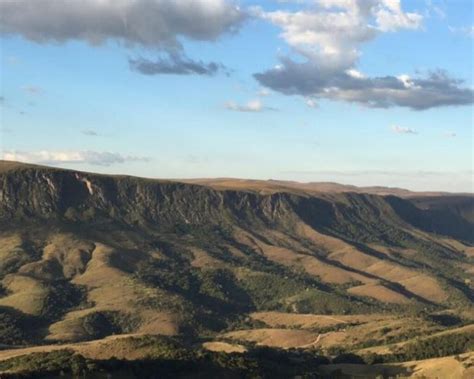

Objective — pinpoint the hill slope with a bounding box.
[0,161,472,374]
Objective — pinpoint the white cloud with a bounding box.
[0,0,246,76]
[225,99,276,112]
[0,0,245,48]
[374,0,422,32]
[259,0,421,72]
[346,69,366,79]
[396,74,417,89]
[257,88,271,97]
[254,1,473,110]
[449,25,474,38]
[305,98,318,108]
[1,150,149,166]
[391,125,417,134]
[426,1,446,20]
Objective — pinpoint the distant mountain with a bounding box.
[181,177,466,197]
[0,161,472,377]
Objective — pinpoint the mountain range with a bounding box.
[0,160,472,378]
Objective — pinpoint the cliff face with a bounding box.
[1,166,224,224]
[1,163,472,244]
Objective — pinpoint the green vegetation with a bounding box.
[41,281,87,321]
[364,331,474,363]
[0,350,90,377]
[81,311,141,340]
[0,308,28,345]
[5,333,469,378]
[0,163,473,377]
[0,307,43,345]
[0,337,332,378]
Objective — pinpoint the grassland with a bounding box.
[0,161,472,377]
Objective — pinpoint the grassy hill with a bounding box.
[0,161,472,377]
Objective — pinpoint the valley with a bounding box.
[0,161,472,378]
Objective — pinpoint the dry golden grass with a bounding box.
[233,222,450,304]
[233,226,372,285]
[297,222,449,303]
[0,234,27,272]
[43,239,181,341]
[47,312,94,342]
[0,233,53,315]
[221,328,320,348]
[317,352,474,379]
[260,240,372,285]
[181,177,446,198]
[367,244,418,258]
[0,334,154,362]
[40,234,95,279]
[202,341,247,353]
[0,274,49,315]
[348,283,412,304]
[326,243,448,304]
[220,313,439,351]
[250,311,387,329]
[1,338,471,379]
[398,351,474,379]
[136,311,180,335]
[358,324,474,355]
[0,160,39,173]
[180,178,309,195]
[189,247,224,268]
[0,230,186,343]
[322,317,438,350]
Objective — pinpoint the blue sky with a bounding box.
[0,0,472,191]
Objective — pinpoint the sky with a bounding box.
[0,0,473,192]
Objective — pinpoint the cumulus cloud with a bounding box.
[0,0,245,76]
[254,0,473,110]
[257,0,421,71]
[1,150,149,166]
[391,125,417,134]
[0,0,244,47]
[224,99,276,112]
[129,54,224,76]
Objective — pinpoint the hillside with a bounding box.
[0,161,472,377]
